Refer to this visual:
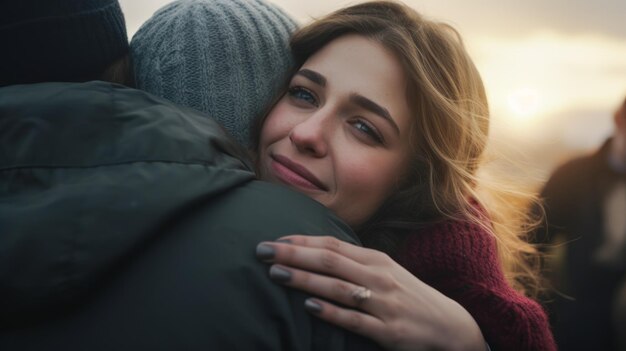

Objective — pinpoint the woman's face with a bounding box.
[258,34,413,227]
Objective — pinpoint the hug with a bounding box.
[0,0,556,350]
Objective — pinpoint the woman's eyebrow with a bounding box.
[350,93,400,136]
[295,69,326,87]
[295,69,400,136]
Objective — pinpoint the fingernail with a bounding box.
[269,265,292,283]
[276,239,291,244]
[304,299,323,314]
[256,243,275,261]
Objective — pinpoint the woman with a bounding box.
[251,2,555,351]
[0,0,548,349]
[130,1,555,350]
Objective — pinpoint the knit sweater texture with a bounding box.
[395,219,557,351]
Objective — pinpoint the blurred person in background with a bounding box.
[615,276,626,351]
[535,96,626,350]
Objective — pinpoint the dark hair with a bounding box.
[100,54,135,87]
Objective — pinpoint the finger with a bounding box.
[274,235,390,265]
[269,264,376,310]
[257,241,372,284]
[303,298,388,344]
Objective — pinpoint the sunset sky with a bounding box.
[119,0,626,185]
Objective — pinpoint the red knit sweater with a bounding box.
[394,219,557,351]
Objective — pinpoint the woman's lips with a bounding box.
[270,154,327,192]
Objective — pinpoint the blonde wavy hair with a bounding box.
[285,0,542,296]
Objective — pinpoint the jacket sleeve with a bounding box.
[397,220,557,351]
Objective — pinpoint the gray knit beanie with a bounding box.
[130,0,297,147]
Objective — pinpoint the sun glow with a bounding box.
[507,88,541,119]
[470,31,626,132]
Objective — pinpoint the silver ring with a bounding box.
[351,286,371,304]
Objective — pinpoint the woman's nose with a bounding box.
[289,111,330,157]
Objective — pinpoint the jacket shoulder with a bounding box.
[0,81,251,171]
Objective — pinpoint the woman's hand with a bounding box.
[256,235,486,351]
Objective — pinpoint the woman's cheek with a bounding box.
[263,105,302,142]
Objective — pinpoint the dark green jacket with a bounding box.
[0,82,376,350]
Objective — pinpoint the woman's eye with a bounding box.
[351,119,384,144]
[287,86,318,107]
